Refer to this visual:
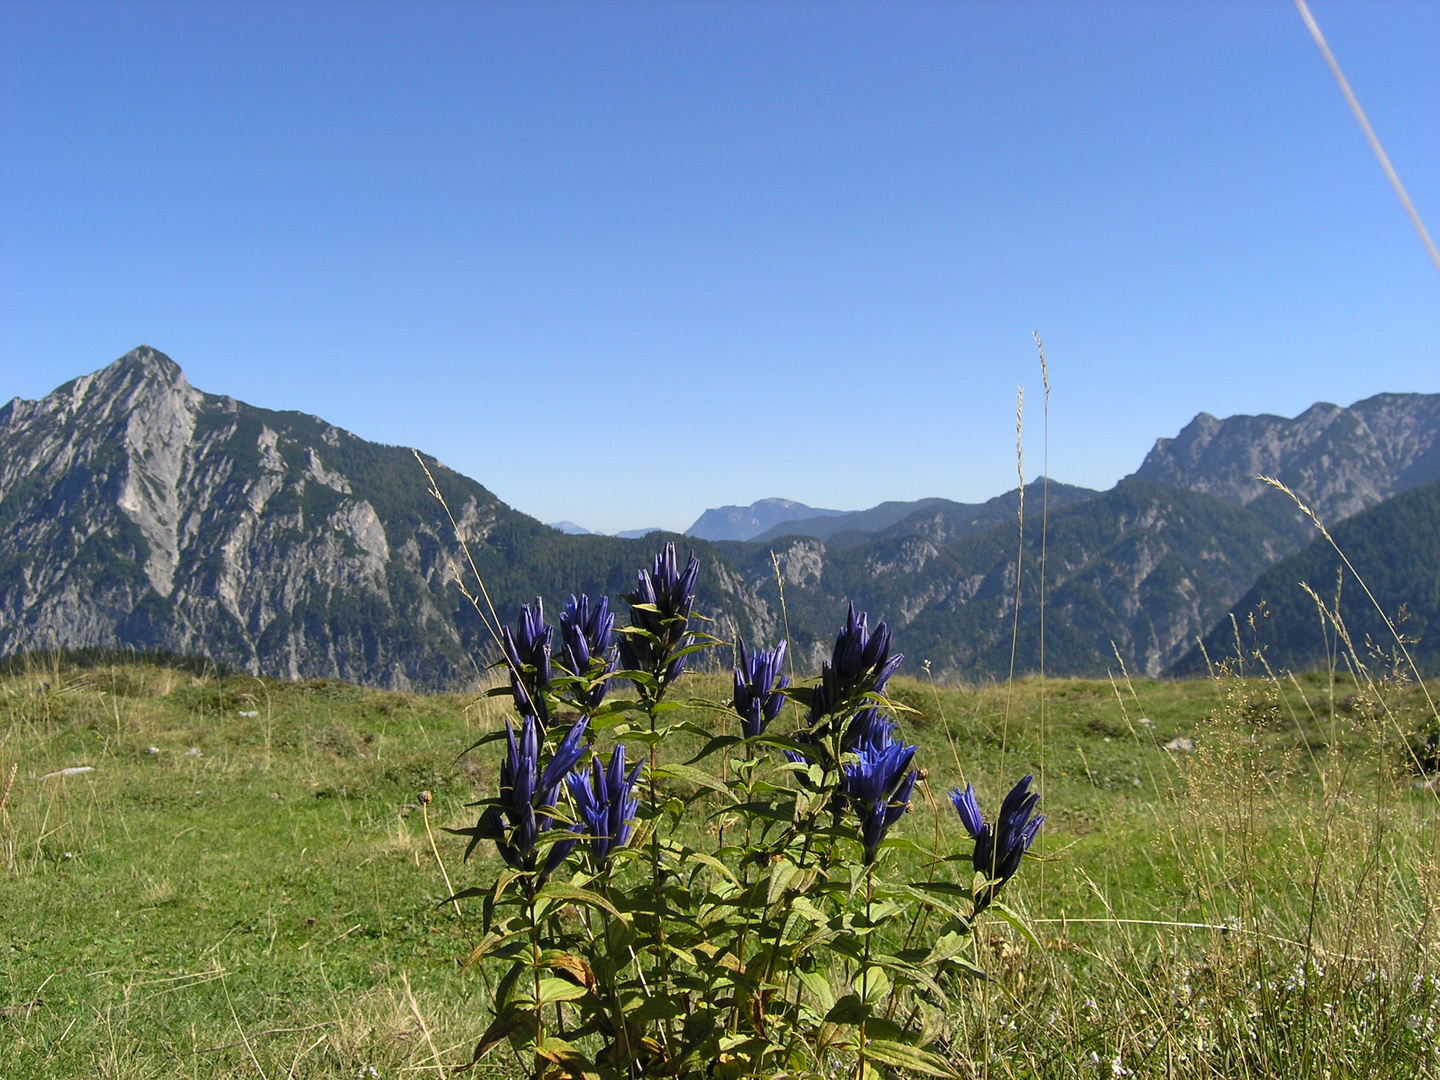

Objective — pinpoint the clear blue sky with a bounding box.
[2,1,1437,534]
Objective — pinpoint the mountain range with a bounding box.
[4,347,1439,686]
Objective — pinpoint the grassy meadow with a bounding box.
[1,654,1437,1078]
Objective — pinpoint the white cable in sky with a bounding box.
[1293,0,1440,281]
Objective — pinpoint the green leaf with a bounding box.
[538,950,597,990]
[535,1036,599,1078]
[991,901,1043,951]
[766,859,800,906]
[860,965,891,1004]
[900,884,970,923]
[632,995,685,1022]
[653,763,737,802]
[921,929,973,967]
[466,1005,534,1065]
[863,1039,962,1078]
[796,968,835,1012]
[536,882,627,922]
[824,993,868,1026]
[462,926,524,968]
[684,849,739,884]
[908,880,972,898]
[877,835,935,858]
[534,976,590,1006]
[726,799,794,823]
[683,734,742,764]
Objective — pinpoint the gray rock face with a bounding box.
[0,347,507,688]
[1133,394,1440,526]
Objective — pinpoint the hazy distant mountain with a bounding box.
[1174,477,1440,677]
[753,482,1100,547]
[1132,393,1440,528]
[749,499,949,544]
[614,527,664,539]
[686,498,843,542]
[548,520,596,535]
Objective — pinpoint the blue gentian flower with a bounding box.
[502,598,553,727]
[559,593,617,710]
[475,713,589,879]
[841,730,918,864]
[810,603,904,723]
[842,707,896,754]
[950,775,1045,909]
[785,707,894,784]
[565,744,644,866]
[618,543,700,687]
[733,639,790,739]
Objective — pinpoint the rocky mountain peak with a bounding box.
[0,348,522,688]
[1132,392,1440,526]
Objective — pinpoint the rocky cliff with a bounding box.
[1132,393,1440,527]
[0,348,523,687]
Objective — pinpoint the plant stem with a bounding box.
[858,862,874,1080]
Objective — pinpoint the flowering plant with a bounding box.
[444,542,1042,1078]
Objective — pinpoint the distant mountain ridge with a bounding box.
[686,498,843,542]
[5,349,1439,685]
[753,482,1101,548]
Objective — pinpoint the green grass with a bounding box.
[1,657,1437,1077]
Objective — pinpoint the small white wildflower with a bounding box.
[1111,1054,1128,1077]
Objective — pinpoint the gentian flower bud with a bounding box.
[618,543,700,688]
[566,744,644,866]
[502,598,553,727]
[810,603,904,724]
[559,593,617,711]
[949,774,1045,910]
[733,639,790,739]
[840,730,917,864]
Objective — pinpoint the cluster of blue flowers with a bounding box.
[567,745,644,867]
[475,541,1043,901]
[950,775,1045,910]
[617,545,700,688]
[809,603,903,723]
[471,544,698,880]
[559,592,616,711]
[732,639,789,740]
[501,598,552,727]
[477,712,589,878]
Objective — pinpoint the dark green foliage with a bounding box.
[1177,477,1440,677]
